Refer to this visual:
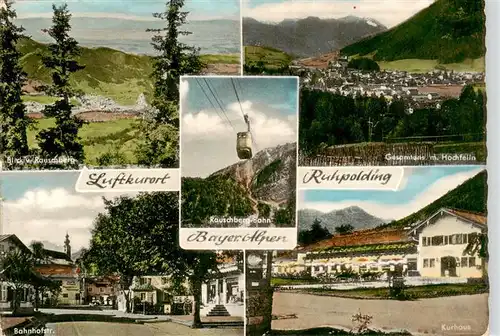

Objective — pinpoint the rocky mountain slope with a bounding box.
[243,16,387,57]
[181,143,296,228]
[298,206,387,232]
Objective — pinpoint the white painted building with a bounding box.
[410,208,487,278]
[201,260,244,317]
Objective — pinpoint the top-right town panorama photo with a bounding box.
[242,0,486,166]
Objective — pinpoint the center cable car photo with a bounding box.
[237,114,253,160]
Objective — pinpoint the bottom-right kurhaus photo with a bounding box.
[246,166,488,336]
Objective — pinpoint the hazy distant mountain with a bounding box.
[33,240,84,261]
[298,206,388,232]
[243,16,387,57]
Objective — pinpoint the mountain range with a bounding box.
[298,206,387,233]
[341,0,485,63]
[243,16,386,57]
[182,143,297,228]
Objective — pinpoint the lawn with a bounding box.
[201,53,240,64]
[377,57,485,73]
[22,95,80,106]
[244,46,294,69]
[300,283,488,300]
[27,118,143,166]
[271,278,319,286]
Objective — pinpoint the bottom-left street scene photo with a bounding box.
[0,171,244,336]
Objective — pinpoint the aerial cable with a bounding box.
[201,78,236,132]
[195,78,235,133]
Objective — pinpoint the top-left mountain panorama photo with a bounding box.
[0,0,241,170]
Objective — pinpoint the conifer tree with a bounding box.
[137,0,203,167]
[36,4,85,168]
[0,1,31,166]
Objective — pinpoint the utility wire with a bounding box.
[200,78,236,132]
[195,78,234,132]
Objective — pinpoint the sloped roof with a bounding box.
[410,207,487,234]
[42,249,72,262]
[302,228,410,253]
[0,234,31,254]
[447,208,487,226]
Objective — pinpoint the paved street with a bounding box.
[44,322,243,336]
[33,309,243,336]
[272,292,488,335]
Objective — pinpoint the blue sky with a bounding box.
[15,0,239,20]
[0,172,131,250]
[299,166,485,220]
[242,0,435,28]
[180,76,298,177]
[183,77,298,117]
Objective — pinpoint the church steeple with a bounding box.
[64,233,71,259]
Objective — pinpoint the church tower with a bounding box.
[64,233,71,259]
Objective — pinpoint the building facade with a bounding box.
[410,208,487,278]
[0,234,35,312]
[274,208,487,281]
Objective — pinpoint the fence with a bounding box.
[299,142,479,166]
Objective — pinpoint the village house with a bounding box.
[0,234,34,312]
[35,234,81,306]
[274,207,487,281]
[85,275,120,306]
[121,256,244,318]
[409,208,487,278]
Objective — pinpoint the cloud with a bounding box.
[243,0,435,28]
[181,99,297,177]
[299,168,484,221]
[180,79,189,103]
[2,188,128,251]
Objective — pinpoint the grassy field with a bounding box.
[200,53,240,64]
[19,38,240,105]
[27,118,143,166]
[244,46,294,69]
[377,57,485,73]
[22,95,81,106]
[300,283,488,300]
[271,278,319,286]
[434,141,486,161]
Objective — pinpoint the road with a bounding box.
[37,309,243,336]
[272,292,488,335]
[44,322,242,336]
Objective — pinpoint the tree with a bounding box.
[36,4,85,168]
[137,0,203,167]
[83,192,225,327]
[0,1,31,166]
[298,218,331,245]
[335,224,355,235]
[30,241,47,310]
[463,232,488,279]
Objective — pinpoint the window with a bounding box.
[147,278,152,285]
[9,246,14,252]
[461,257,468,267]
[429,259,435,268]
[423,259,429,268]
[469,257,476,267]
[431,236,444,246]
[0,245,4,252]
[444,236,449,245]
[100,288,104,293]
[62,294,68,298]
[141,293,146,301]
[88,288,92,292]
[422,237,428,246]
[407,258,417,271]
[161,277,168,285]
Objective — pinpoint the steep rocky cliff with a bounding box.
[181,143,297,228]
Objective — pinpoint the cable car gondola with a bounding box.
[236,114,253,160]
